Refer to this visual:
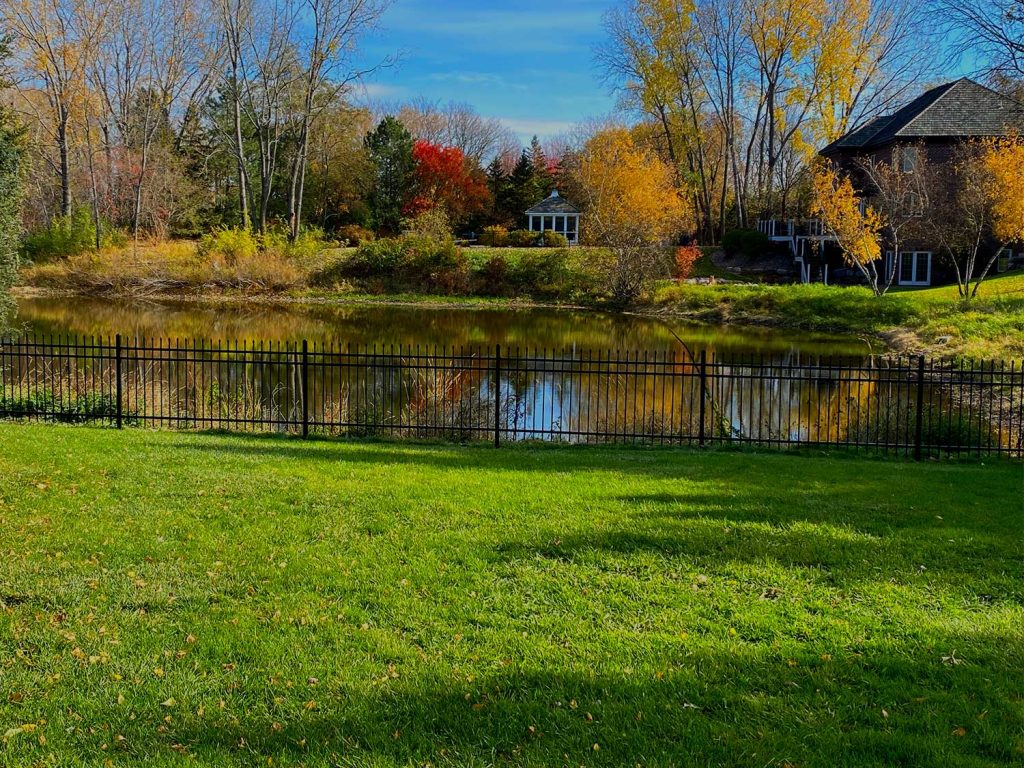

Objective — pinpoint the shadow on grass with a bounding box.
[85,638,1024,766]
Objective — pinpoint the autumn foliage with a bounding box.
[571,127,692,301]
[979,137,1024,246]
[674,245,701,280]
[405,140,490,226]
[811,165,885,293]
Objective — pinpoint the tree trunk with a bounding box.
[231,73,251,230]
[57,104,72,218]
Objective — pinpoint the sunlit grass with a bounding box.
[0,424,1021,766]
[655,271,1024,360]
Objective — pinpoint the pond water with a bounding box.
[6,296,1018,454]
[13,295,871,358]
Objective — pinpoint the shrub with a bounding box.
[478,253,509,296]
[337,224,375,247]
[331,232,469,294]
[348,237,407,277]
[267,226,330,262]
[198,227,260,265]
[509,248,570,295]
[403,208,453,241]
[21,209,123,261]
[542,231,569,248]
[508,229,540,247]
[0,389,118,423]
[721,228,770,259]
[675,244,701,280]
[479,226,509,247]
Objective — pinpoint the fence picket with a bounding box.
[0,334,1020,458]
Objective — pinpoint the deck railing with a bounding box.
[1,335,1021,458]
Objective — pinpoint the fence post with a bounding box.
[301,339,309,439]
[914,355,925,461]
[493,344,501,448]
[115,334,123,429]
[698,349,707,447]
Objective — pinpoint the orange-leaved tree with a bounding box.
[811,164,886,294]
[571,127,691,303]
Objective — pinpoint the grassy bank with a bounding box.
[1,424,1022,766]
[654,272,1024,359]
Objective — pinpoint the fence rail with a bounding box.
[1,335,1022,459]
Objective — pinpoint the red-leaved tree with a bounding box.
[406,140,490,228]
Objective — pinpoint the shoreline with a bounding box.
[12,283,908,352]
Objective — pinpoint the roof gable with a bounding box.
[821,79,1024,155]
[525,191,580,215]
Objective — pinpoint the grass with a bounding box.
[654,271,1024,359]
[0,424,1022,766]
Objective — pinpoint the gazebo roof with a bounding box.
[525,190,580,215]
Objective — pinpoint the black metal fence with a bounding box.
[1,335,1021,459]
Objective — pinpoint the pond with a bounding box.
[12,295,872,359]
[9,295,1016,455]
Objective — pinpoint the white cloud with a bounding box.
[357,82,407,100]
[499,118,575,142]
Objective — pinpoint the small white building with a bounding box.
[526,191,580,244]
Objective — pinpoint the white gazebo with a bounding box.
[526,190,580,244]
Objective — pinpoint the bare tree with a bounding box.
[3,0,111,218]
[932,0,1024,81]
[856,145,930,293]
[216,0,254,228]
[287,0,391,239]
[240,0,300,233]
[397,99,518,163]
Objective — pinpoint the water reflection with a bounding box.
[14,295,871,357]
[2,333,1018,456]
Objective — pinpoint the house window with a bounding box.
[905,191,925,217]
[897,146,918,174]
[897,252,929,284]
[885,251,931,286]
[997,248,1011,273]
[543,216,553,231]
[566,217,577,233]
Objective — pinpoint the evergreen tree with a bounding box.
[485,156,510,224]
[529,135,554,195]
[0,36,23,331]
[507,150,539,228]
[364,116,416,234]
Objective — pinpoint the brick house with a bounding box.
[760,78,1024,286]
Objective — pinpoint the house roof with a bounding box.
[526,191,580,215]
[820,78,1024,156]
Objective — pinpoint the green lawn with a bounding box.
[0,426,1022,766]
[655,271,1024,360]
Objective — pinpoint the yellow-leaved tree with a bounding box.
[811,165,886,294]
[571,127,693,303]
[972,137,1024,298]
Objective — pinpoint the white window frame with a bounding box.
[997,248,1011,273]
[885,250,931,286]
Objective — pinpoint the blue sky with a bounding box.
[358,0,619,145]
